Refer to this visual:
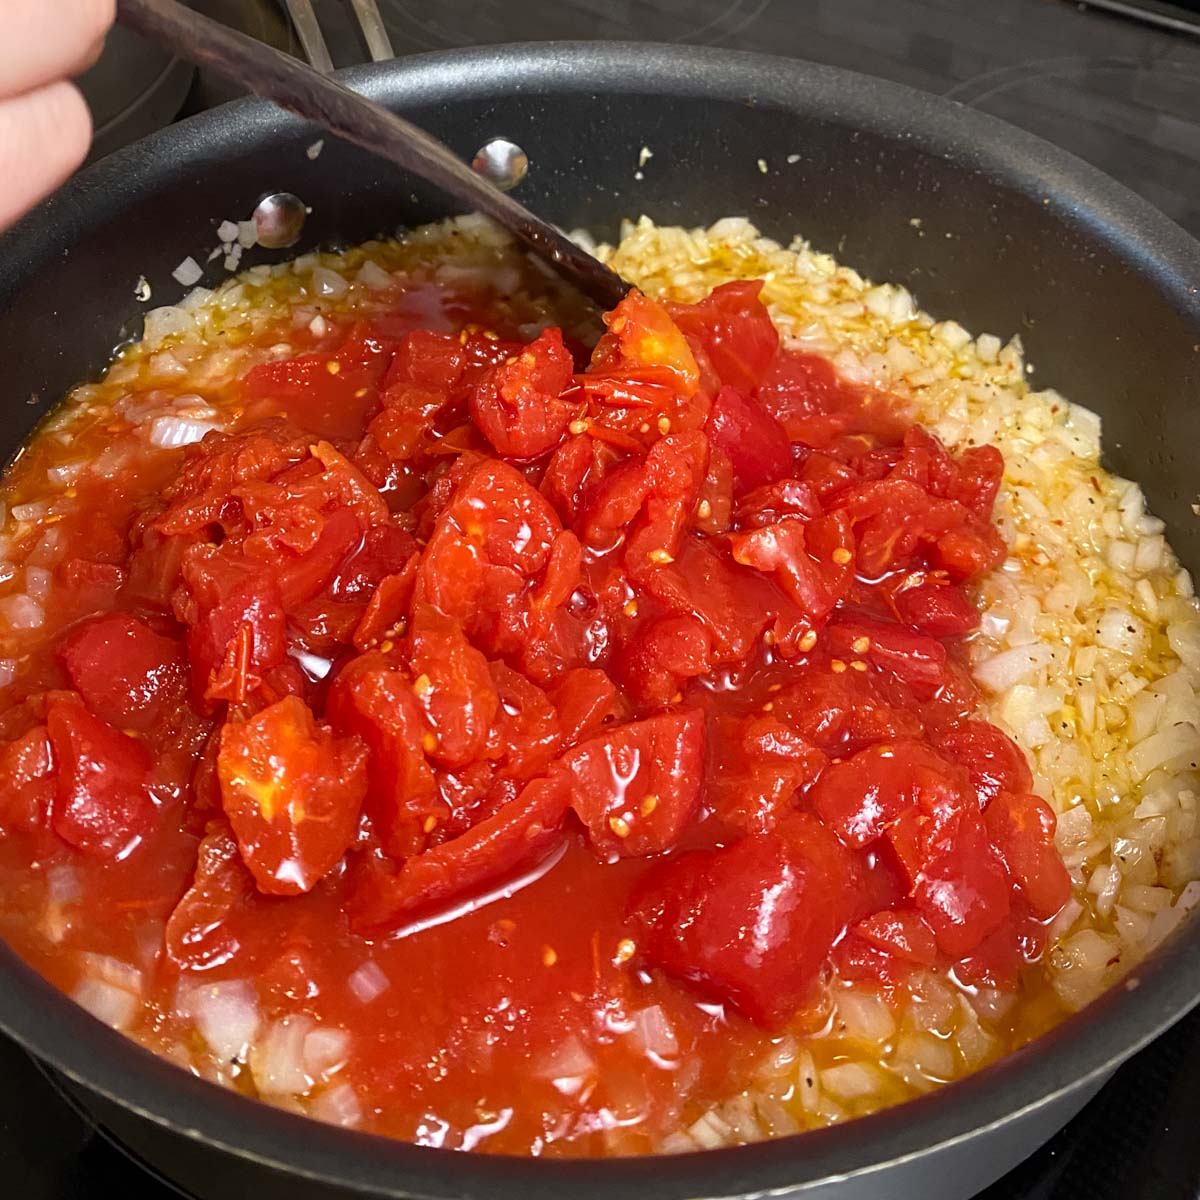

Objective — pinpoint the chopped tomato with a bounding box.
[266,506,365,611]
[643,536,777,661]
[0,726,55,835]
[835,478,964,578]
[352,556,418,652]
[618,615,713,707]
[179,549,287,705]
[418,459,563,656]
[559,710,704,859]
[59,612,187,732]
[933,524,1007,582]
[627,813,861,1027]
[487,662,561,783]
[669,281,779,394]
[542,433,605,523]
[695,446,734,535]
[730,511,853,625]
[984,792,1071,919]
[550,668,619,745]
[625,433,710,574]
[827,616,947,694]
[45,699,155,856]
[854,908,938,967]
[911,808,1011,959]
[164,820,257,971]
[349,775,569,932]
[408,604,498,768]
[154,425,310,537]
[329,522,416,602]
[238,330,394,440]
[953,918,1024,991]
[470,327,577,458]
[736,478,822,528]
[891,580,980,638]
[57,559,126,619]
[808,739,966,849]
[757,351,861,446]
[325,653,438,858]
[772,664,925,756]
[705,386,791,496]
[217,695,369,895]
[709,715,826,835]
[935,721,1033,808]
[590,289,699,399]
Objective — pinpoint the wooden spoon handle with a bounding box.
[115,0,630,310]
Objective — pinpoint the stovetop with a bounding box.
[8,1,1200,1197]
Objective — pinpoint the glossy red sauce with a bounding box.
[0,274,1071,1154]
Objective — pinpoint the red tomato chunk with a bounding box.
[0,274,1073,1156]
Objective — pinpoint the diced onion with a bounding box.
[81,953,144,995]
[143,306,195,342]
[1128,722,1200,781]
[172,256,203,287]
[532,1035,595,1083]
[974,643,1053,692]
[820,1062,885,1101]
[627,1004,679,1060]
[46,866,79,904]
[47,461,84,486]
[835,988,896,1043]
[347,960,389,1003]
[288,646,334,681]
[311,267,349,298]
[11,501,49,522]
[1167,621,1200,670]
[217,220,239,244]
[891,1030,955,1085]
[687,1110,733,1150]
[0,594,43,630]
[1058,928,1118,973]
[148,415,222,449]
[185,979,261,1062]
[754,1094,799,1136]
[1095,608,1145,657]
[356,260,393,290]
[714,1093,759,1142]
[23,567,51,601]
[251,1016,314,1096]
[1046,896,1083,945]
[27,528,63,568]
[73,978,139,1030]
[754,1035,799,1082]
[311,1082,362,1128]
[303,1027,350,1079]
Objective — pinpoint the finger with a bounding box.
[0,0,115,100]
[78,32,110,77]
[0,83,93,233]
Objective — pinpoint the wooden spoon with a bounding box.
[114,0,630,310]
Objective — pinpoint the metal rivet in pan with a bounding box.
[471,138,529,191]
[253,192,308,249]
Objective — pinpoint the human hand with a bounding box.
[0,0,114,232]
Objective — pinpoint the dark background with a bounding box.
[6,0,1200,1197]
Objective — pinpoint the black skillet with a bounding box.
[0,40,1198,1200]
